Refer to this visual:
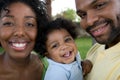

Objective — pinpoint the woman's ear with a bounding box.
[45,52,49,57]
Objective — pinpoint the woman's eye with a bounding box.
[25,22,35,27]
[3,22,14,26]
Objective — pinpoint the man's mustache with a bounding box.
[86,19,112,32]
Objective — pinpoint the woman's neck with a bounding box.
[3,53,31,69]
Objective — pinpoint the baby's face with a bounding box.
[46,29,77,64]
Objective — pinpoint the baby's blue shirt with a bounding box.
[44,52,83,80]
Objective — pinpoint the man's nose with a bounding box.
[86,10,98,27]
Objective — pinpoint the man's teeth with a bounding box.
[94,27,103,33]
[91,22,107,32]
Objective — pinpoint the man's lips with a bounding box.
[89,22,109,37]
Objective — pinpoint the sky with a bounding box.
[51,0,76,16]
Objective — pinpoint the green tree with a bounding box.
[53,8,80,22]
[62,8,76,21]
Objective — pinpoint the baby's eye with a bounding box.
[51,43,59,49]
[65,37,73,42]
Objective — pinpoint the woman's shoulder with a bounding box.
[0,53,4,59]
[0,53,5,67]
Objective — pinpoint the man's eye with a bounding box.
[77,12,86,19]
[95,2,106,9]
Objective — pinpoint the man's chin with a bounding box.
[94,37,108,44]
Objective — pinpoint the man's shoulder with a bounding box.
[86,43,103,57]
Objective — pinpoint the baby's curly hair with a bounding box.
[38,18,79,56]
[0,0,49,52]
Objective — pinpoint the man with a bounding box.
[75,0,120,80]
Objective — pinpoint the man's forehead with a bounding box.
[75,0,110,5]
[75,0,97,7]
[75,0,110,10]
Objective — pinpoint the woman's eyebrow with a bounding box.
[25,16,36,19]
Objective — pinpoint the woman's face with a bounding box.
[0,2,37,59]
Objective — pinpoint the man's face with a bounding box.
[75,0,120,46]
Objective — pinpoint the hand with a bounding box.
[81,59,93,76]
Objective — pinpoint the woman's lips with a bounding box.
[10,42,28,51]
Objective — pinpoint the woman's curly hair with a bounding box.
[38,18,79,56]
[0,0,49,52]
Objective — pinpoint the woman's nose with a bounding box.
[13,25,25,37]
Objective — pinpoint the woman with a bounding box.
[0,0,49,80]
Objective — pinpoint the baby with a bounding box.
[39,18,92,80]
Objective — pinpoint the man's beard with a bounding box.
[86,15,120,45]
[106,15,120,45]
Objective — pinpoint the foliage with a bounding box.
[62,8,76,21]
[0,47,4,54]
[75,37,92,59]
[53,8,80,22]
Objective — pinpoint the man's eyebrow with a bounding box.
[76,0,98,13]
[76,10,82,14]
[91,0,110,4]
[91,0,98,5]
